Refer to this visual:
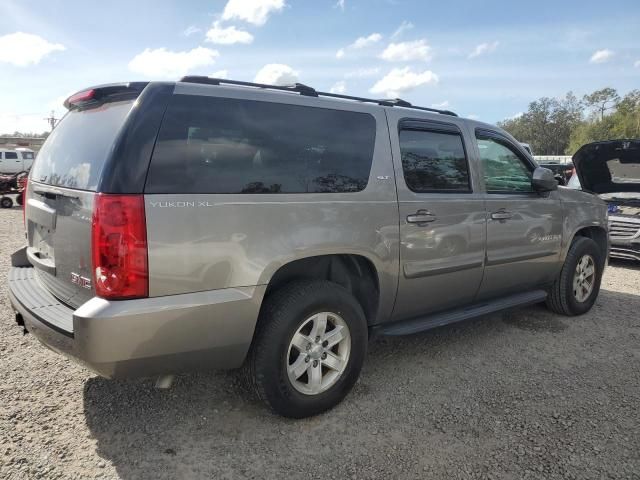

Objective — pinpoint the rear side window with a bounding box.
[145,95,376,194]
[22,152,35,160]
[31,101,133,190]
[399,129,470,192]
[5,151,18,159]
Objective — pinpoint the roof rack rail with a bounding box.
[179,76,458,116]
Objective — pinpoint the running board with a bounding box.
[374,290,548,336]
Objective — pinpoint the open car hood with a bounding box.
[572,139,640,194]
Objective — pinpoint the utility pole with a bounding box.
[43,110,59,130]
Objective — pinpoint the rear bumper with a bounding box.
[8,264,264,379]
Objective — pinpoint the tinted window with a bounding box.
[399,129,470,192]
[477,135,532,192]
[22,152,35,160]
[146,95,376,194]
[31,100,133,190]
[5,151,18,159]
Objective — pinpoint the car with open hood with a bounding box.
[572,139,640,261]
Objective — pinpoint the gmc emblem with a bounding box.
[71,272,92,289]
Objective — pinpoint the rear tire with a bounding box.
[16,194,23,206]
[1,197,13,209]
[246,280,367,418]
[546,237,604,316]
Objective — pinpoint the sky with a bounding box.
[1,0,639,134]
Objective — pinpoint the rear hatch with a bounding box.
[26,90,138,308]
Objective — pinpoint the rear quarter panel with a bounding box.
[144,89,399,324]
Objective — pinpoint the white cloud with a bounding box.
[380,40,432,62]
[635,60,640,68]
[508,112,524,120]
[336,33,382,59]
[391,21,413,40]
[589,49,614,64]
[330,81,346,94]
[0,32,65,67]
[222,0,285,26]
[351,33,382,49]
[128,47,219,78]
[335,0,345,11]
[183,25,201,37]
[370,67,439,98]
[254,63,299,85]
[466,114,479,120]
[210,70,229,79]
[344,67,380,78]
[205,22,253,45]
[431,100,449,109]
[0,113,50,134]
[468,41,499,59]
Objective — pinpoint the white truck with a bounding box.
[0,148,35,173]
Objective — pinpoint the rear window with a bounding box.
[145,95,376,194]
[31,101,133,190]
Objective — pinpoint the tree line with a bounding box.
[497,87,640,155]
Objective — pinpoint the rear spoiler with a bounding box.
[64,82,149,110]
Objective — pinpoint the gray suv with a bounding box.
[9,77,608,418]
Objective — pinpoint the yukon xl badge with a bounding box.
[71,272,92,289]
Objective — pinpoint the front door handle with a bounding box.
[491,210,513,220]
[407,210,436,225]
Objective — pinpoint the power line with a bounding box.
[43,110,59,130]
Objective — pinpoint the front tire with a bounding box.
[546,237,604,316]
[247,280,367,418]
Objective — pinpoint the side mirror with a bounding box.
[532,167,558,192]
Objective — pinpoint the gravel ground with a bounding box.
[1,203,639,480]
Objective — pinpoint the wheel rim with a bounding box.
[286,311,351,396]
[573,254,596,302]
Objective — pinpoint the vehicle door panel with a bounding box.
[474,129,563,298]
[387,112,486,321]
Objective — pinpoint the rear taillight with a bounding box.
[91,194,148,299]
[22,180,27,230]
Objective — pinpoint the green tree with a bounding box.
[583,87,619,121]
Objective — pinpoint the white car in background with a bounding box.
[0,148,35,173]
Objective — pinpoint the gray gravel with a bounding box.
[1,203,639,480]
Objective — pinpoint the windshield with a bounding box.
[31,100,133,190]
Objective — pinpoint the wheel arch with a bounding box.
[567,225,609,262]
[261,254,381,326]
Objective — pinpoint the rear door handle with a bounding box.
[407,210,437,225]
[491,210,513,220]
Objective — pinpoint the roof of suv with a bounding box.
[178,75,459,117]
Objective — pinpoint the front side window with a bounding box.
[146,95,377,194]
[476,135,532,193]
[399,129,470,193]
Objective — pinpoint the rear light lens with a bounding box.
[65,89,95,108]
[91,194,148,299]
[22,179,27,230]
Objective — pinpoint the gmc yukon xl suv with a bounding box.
[9,78,608,418]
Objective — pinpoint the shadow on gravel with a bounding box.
[609,258,640,271]
[82,288,640,479]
